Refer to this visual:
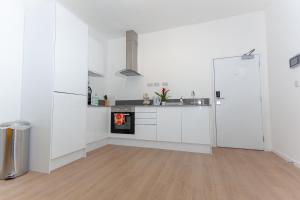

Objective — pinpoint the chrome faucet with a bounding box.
[191,90,196,104]
[180,96,184,105]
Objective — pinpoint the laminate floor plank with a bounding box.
[0,145,300,200]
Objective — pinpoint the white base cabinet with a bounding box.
[134,107,157,141]
[113,106,211,147]
[51,93,87,159]
[87,107,109,144]
[182,107,210,145]
[157,107,181,143]
[135,125,157,141]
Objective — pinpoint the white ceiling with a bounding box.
[59,0,270,38]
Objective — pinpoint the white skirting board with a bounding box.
[86,139,108,153]
[273,150,300,169]
[107,138,212,154]
[50,149,86,172]
[49,138,211,172]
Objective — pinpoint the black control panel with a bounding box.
[290,54,300,68]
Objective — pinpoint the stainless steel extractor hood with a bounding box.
[119,30,142,76]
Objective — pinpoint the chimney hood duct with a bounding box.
[119,30,142,76]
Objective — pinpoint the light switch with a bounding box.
[294,81,300,88]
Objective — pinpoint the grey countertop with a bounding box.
[111,104,211,107]
[89,98,212,108]
[115,98,211,107]
[88,105,109,108]
[89,104,211,108]
[133,104,211,107]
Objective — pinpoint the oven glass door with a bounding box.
[111,112,135,134]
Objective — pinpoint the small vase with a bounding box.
[161,101,166,106]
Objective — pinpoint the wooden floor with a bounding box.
[1,145,300,200]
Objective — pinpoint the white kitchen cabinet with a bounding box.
[134,107,157,141]
[54,3,88,95]
[88,36,105,77]
[21,1,88,173]
[182,107,210,145]
[109,106,211,153]
[51,93,86,159]
[157,107,181,143]
[135,125,157,141]
[135,118,156,125]
[135,112,157,119]
[135,107,157,113]
[87,107,109,144]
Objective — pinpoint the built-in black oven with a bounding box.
[111,106,135,134]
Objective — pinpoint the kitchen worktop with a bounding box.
[130,104,211,107]
[114,98,211,107]
[88,105,109,108]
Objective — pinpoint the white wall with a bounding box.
[266,0,300,165]
[108,12,268,99]
[0,1,24,123]
[107,11,272,149]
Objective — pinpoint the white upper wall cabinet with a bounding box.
[88,36,105,77]
[54,3,88,95]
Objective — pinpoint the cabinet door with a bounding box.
[54,3,88,95]
[51,93,87,159]
[182,107,210,145]
[157,107,181,143]
[86,107,108,144]
[135,125,157,141]
[88,36,105,76]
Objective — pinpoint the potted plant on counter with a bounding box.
[155,88,170,106]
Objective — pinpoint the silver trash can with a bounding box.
[0,121,30,180]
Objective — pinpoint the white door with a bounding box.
[157,107,181,143]
[51,92,87,159]
[54,3,88,95]
[214,55,264,150]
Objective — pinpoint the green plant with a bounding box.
[155,88,170,102]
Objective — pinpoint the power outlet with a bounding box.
[147,83,154,87]
[162,82,168,87]
[154,82,160,87]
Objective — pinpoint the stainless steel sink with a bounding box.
[165,102,183,106]
[165,98,210,106]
